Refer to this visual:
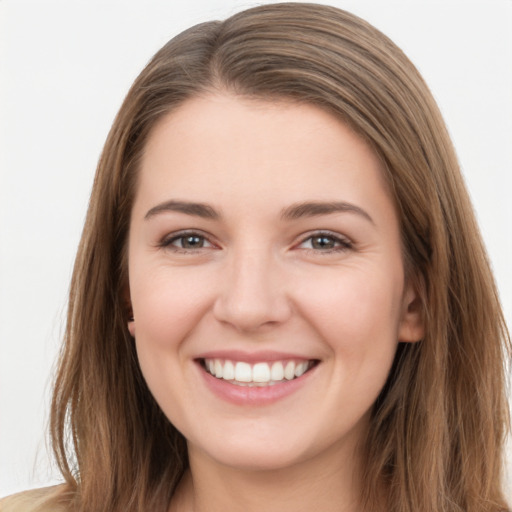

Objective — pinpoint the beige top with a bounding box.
[0,486,69,512]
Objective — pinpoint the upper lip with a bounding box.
[194,350,317,363]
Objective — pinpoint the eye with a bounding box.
[161,231,215,251]
[297,232,352,252]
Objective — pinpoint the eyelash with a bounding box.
[296,231,353,253]
[159,230,215,253]
[159,230,353,254]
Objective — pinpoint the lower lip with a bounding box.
[197,362,317,406]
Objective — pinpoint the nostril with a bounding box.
[212,290,292,332]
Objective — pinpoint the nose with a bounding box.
[212,248,292,332]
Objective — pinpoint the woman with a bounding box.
[2,3,510,511]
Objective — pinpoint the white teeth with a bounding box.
[270,361,284,381]
[235,361,252,382]
[295,362,307,377]
[223,360,235,380]
[284,361,295,380]
[253,362,270,383]
[204,358,314,385]
[214,360,223,378]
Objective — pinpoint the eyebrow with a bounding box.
[280,201,374,224]
[144,200,220,220]
[144,199,374,224]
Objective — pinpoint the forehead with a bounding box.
[135,93,394,221]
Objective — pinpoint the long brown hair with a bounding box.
[46,3,510,511]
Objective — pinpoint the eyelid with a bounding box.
[294,230,353,251]
[159,229,219,251]
[157,229,352,253]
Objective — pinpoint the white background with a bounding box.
[1,0,511,498]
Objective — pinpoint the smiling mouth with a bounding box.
[199,358,319,387]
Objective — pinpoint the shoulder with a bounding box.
[0,485,71,512]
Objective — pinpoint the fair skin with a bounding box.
[127,93,423,512]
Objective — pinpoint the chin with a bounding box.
[199,442,311,472]
[185,417,360,474]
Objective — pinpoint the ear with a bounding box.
[128,318,136,338]
[122,283,136,337]
[397,280,425,343]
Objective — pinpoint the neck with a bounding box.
[170,439,366,512]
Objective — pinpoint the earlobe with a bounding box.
[122,284,135,337]
[398,283,425,343]
[128,319,136,337]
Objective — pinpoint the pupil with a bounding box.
[312,236,334,249]
[183,235,203,248]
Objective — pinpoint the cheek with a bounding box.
[297,268,404,422]
[308,270,401,320]
[296,264,404,356]
[130,267,214,356]
[129,269,210,418]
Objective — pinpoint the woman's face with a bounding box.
[127,94,423,471]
